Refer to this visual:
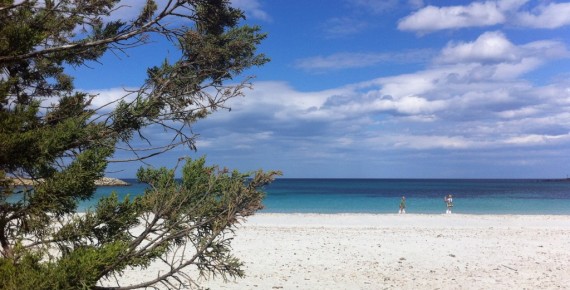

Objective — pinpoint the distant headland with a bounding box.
[94,177,131,186]
[6,177,130,186]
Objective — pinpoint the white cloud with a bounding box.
[206,81,352,122]
[380,132,570,150]
[434,32,568,79]
[398,1,507,33]
[368,68,448,98]
[388,135,476,149]
[504,133,570,145]
[515,2,570,28]
[521,40,570,59]
[398,0,570,33]
[372,95,448,115]
[213,31,570,154]
[437,31,519,64]
[87,87,138,112]
[190,76,570,174]
[300,92,448,120]
[336,32,570,118]
[496,107,540,119]
[492,57,542,79]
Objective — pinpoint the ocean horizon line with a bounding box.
[111,177,570,182]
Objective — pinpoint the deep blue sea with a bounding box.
[83,178,570,215]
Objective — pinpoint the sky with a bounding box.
[72,0,570,178]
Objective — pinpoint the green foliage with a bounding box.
[0,240,133,290]
[0,0,274,289]
[0,158,279,290]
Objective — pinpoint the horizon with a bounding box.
[71,0,570,179]
[114,176,570,181]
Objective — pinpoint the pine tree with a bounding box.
[0,1,278,288]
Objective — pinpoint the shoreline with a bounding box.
[244,212,570,228]
[107,213,570,289]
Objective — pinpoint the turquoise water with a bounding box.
[81,179,570,214]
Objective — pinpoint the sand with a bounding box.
[111,214,570,289]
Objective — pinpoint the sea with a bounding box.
[84,178,570,215]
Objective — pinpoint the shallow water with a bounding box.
[80,178,570,214]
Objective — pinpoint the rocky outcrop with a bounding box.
[94,177,130,186]
[6,177,130,186]
[4,178,42,186]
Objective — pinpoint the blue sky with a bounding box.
[73,0,570,178]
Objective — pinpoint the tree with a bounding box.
[0,0,279,289]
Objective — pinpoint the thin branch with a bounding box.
[0,1,185,63]
[94,225,225,290]
[0,0,31,12]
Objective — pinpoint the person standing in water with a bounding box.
[399,196,406,214]
[445,194,453,214]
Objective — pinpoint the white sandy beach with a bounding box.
[113,214,570,289]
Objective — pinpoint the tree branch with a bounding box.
[0,1,185,63]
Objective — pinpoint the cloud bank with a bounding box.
[88,1,570,178]
[187,30,570,177]
[398,0,570,33]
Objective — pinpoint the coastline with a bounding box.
[107,213,570,289]
[6,176,130,186]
